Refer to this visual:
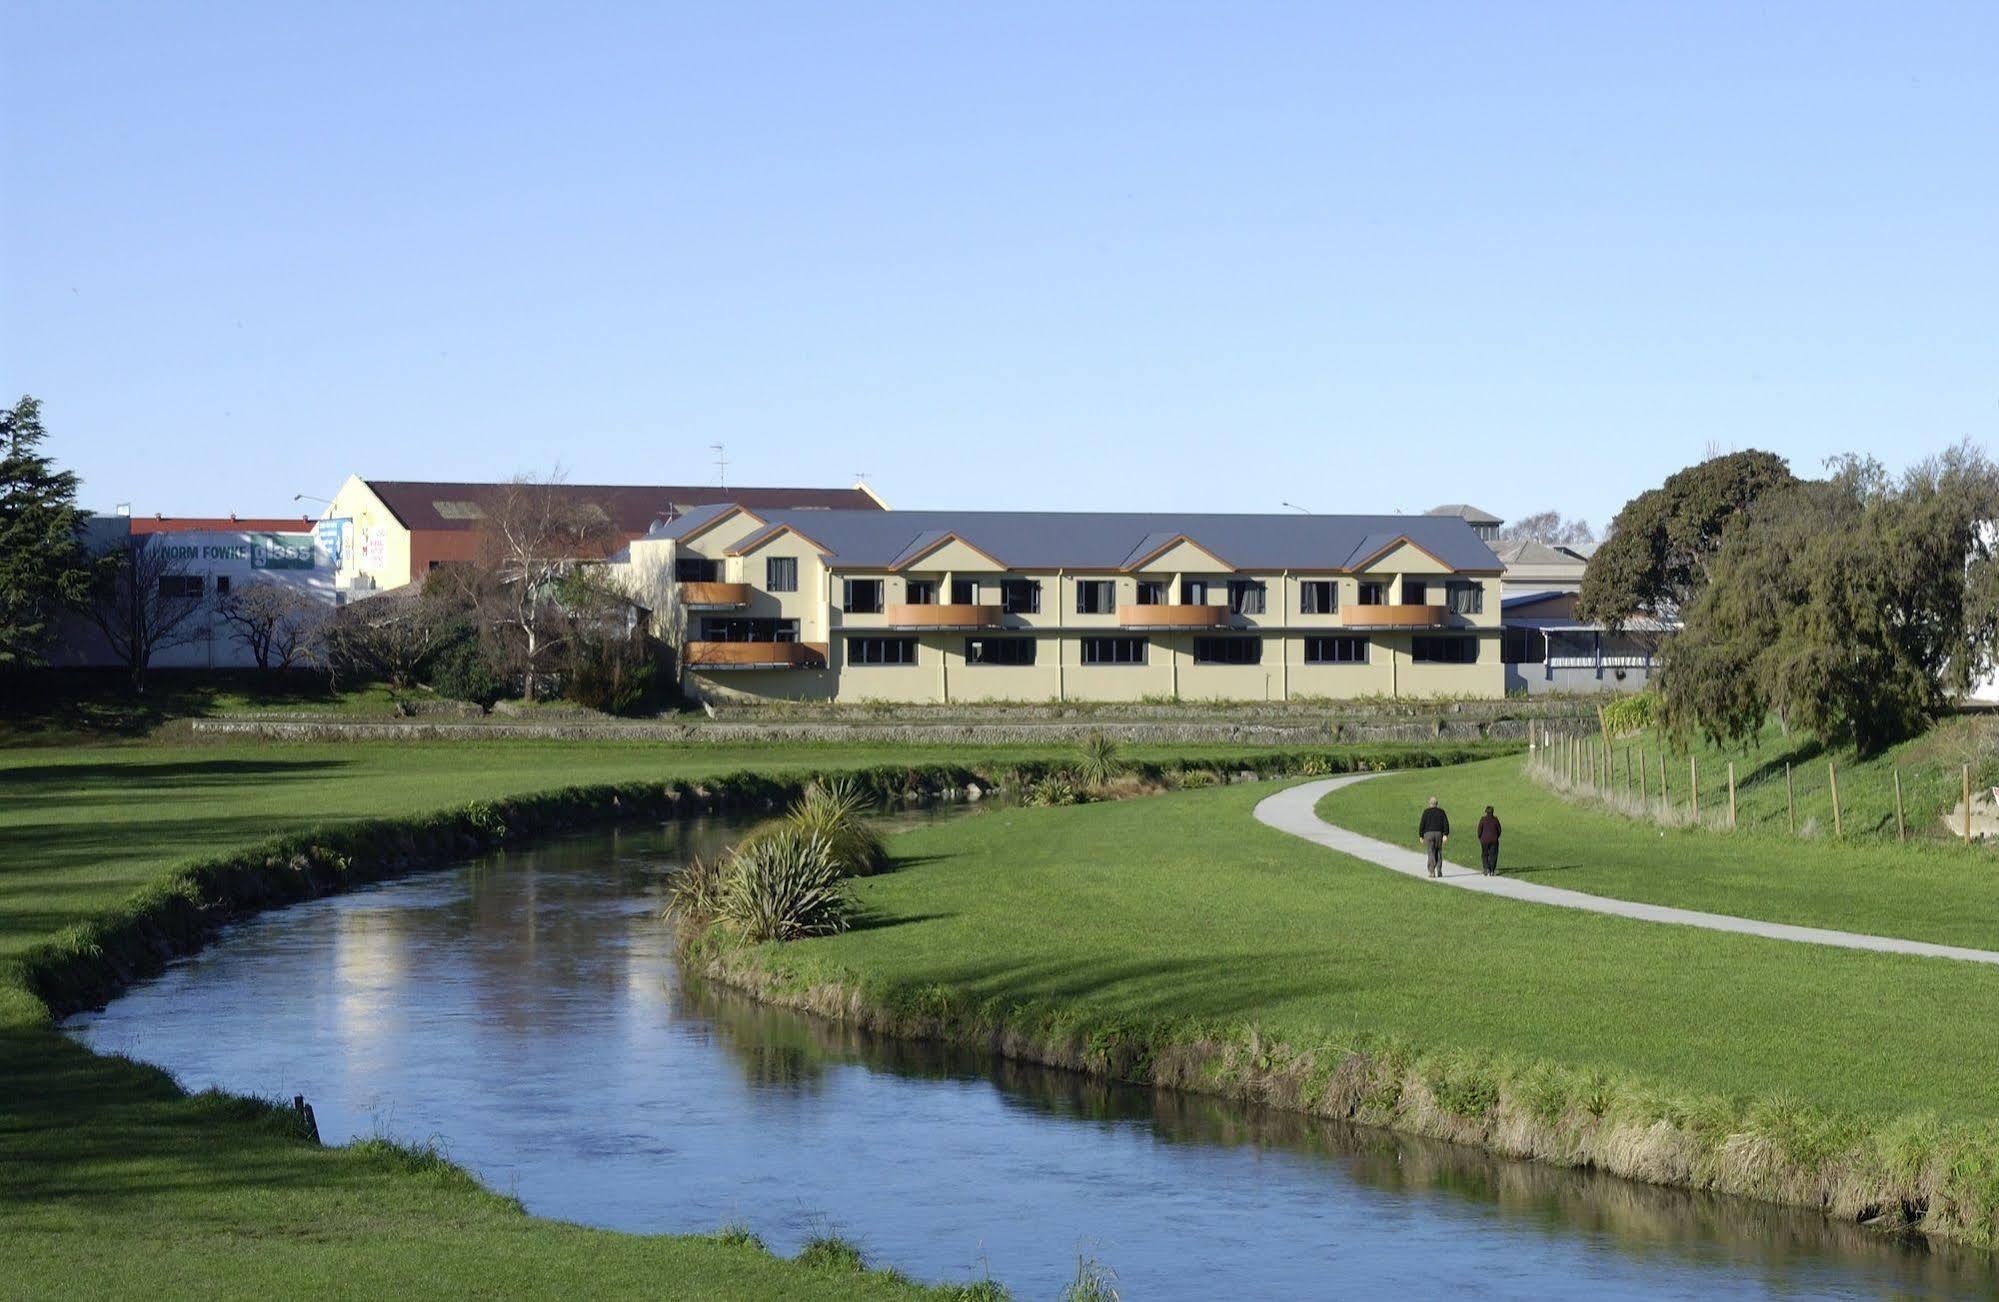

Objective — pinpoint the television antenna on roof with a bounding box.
[710,443,728,489]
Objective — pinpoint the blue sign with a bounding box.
[315,518,349,569]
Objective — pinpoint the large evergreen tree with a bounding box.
[0,396,94,666]
[1661,445,1999,755]
[1578,449,1796,627]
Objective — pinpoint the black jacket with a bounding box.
[1418,807,1450,838]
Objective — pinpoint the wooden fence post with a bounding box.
[1658,752,1668,819]
[1624,746,1633,801]
[1829,760,1842,838]
[1727,761,1737,831]
[1967,764,1974,844]
[1785,762,1795,836]
[1639,748,1648,808]
[1893,767,1905,842]
[1690,756,1700,825]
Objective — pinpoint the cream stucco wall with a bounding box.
[325,475,412,594]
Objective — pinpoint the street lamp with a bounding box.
[1280,501,1311,514]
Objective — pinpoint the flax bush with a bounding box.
[718,827,851,942]
[785,776,888,875]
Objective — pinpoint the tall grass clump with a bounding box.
[785,776,888,875]
[718,827,851,942]
[1060,1254,1121,1302]
[1075,731,1125,786]
[665,853,729,923]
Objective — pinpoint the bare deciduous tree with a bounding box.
[317,583,458,694]
[1500,509,1596,546]
[216,579,324,670]
[475,472,620,699]
[83,535,207,691]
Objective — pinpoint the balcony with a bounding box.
[683,640,827,670]
[1340,603,1452,630]
[679,581,751,610]
[884,603,1003,630]
[1117,603,1229,629]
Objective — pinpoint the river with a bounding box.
[64,809,1997,1299]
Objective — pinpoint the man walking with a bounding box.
[1477,805,1502,876]
[1417,796,1450,878]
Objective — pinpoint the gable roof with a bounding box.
[360,480,882,536]
[1426,503,1503,525]
[653,507,1502,573]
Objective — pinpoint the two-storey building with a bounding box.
[613,506,1506,703]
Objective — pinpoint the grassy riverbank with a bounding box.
[1,738,1496,1297]
[692,783,1999,1242]
[1320,753,1999,949]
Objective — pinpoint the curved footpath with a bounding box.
[1258,775,1999,967]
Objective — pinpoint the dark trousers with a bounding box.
[1422,832,1444,876]
[1481,842,1499,875]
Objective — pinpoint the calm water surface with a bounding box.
[66,810,1998,1300]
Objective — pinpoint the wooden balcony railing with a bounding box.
[1339,604,1453,630]
[883,603,1003,629]
[678,581,751,609]
[1116,603,1229,629]
[683,640,827,670]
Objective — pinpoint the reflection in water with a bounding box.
[65,814,1997,1301]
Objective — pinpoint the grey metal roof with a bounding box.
[653,506,1503,573]
[1425,503,1503,525]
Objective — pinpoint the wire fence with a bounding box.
[1523,719,1989,845]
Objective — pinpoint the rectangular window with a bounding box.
[842,578,884,614]
[1304,636,1368,664]
[1412,636,1479,664]
[1181,579,1209,606]
[849,637,918,666]
[766,557,798,593]
[1135,580,1167,606]
[1192,636,1262,665]
[159,574,204,599]
[1357,581,1387,606]
[700,617,799,642]
[214,575,232,597]
[1227,580,1266,615]
[1300,580,1337,614]
[1080,636,1146,665]
[675,557,718,582]
[1403,579,1429,606]
[965,636,1036,666]
[950,578,979,605]
[1447,581,1484,615]
[1075,580,1117,614]
[1502,627,1546,664]
[904,579,937,605]
[999,579,1041,615]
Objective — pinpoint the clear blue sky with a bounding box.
[4,3,1994,529]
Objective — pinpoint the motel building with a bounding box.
[610,506,1508,703]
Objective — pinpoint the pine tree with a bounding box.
[0,396,94,666]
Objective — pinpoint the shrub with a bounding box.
[1024,773,1087,807]
[1602,692,1658,736]
[564,631,662,716]
[719,827,851,942]
[427,625,508,709]
[1075,731,1125,786]
[666,853,729,922]
[786,777,888,875]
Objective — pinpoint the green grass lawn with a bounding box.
[1317,754,1999,950]
[7,736,1467,1299]
[770,783,1999,1120]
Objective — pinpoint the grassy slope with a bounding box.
[1319,752,1999,950]
[2,737,1416,1300]
[767,784,1999,1119]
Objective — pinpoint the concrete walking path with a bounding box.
[1255,775,1999,967]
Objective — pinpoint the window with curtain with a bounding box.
[1300,580,1337,614]
[1227,580,1266,615]
[842,578,884,613]
[1075,580,1117,614]
[765,557,797,592]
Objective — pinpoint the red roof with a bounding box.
[360,480,883,536]
[130,516,321,534]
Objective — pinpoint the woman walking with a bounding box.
[1477,805,1502,876]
